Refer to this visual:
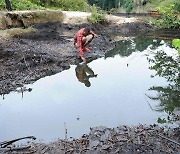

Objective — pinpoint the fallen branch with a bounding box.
[0,145,31,153]
[0,136,36,148]
[64,122,68,153]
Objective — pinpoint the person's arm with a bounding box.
[77,35,86,63]
[77,35,83,57]
[90,30,97,38]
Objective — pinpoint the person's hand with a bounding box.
[81,57,86,63]
[94,34,98,37]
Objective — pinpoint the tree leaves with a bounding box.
[172,39,180,55]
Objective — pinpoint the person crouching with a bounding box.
[74,28,96,63]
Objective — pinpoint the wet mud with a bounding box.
[1,125,179,153]
[0,21,152,95]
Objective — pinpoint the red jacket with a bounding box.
[74,28,95,57]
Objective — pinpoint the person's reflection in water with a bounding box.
[75,63,97,87]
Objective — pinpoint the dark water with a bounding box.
[0,34,179,142]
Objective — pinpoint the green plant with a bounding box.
[87,4,106,24]
[155,3,180,28]
[2,0,43,10]
[0,0,5,10]
[172,39,180,55]
[35,0,89,11]
[29,0,41,5]
[148,0,180,28]
[173,0,180,13]
[0,0,89,11]
[124,0,133,13]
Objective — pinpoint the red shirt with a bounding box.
[74,28,95,57]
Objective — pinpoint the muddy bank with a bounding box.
[1,125,179,153]
[0,20,153,95]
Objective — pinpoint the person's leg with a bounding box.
[83,47,90,52]
[84,65,95,76]
[82,34,93,53]
[82,34,93,46]
[75,43,84,62]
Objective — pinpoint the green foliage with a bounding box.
[147,0,180,28]
[39,0,89,11]
[0,0,89,11]
[106,36,161,58]
[157,117,167,124]
[172,39,180,55]
[156,3,180,28]
[172,0,180,13]
[87,4,106,24]
[87,0,134,13]
[0,0,5,10]
[0,0,43,10]
[10,0,42,10]
[148,48,180,123]
[29,0,41,5]
[124,0,133,13]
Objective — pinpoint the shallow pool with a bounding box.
[0,36,179,142]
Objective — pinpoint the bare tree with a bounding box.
[5,0,12,11]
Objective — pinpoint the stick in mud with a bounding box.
[0,145,31,153]
[64,122,68,152]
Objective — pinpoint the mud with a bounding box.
[0,21,153,95]
[0,125,179,153]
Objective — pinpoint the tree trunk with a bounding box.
[5,0,12,11]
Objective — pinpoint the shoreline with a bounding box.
[0,125,179,153]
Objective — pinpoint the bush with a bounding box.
[29,0,89,11]
[124,0,133,13]
[0,0,43,10]
[172,39,180,55]
[173,0,180,13]
[0,0,89,11]
[0,0,5,10]
[12,0,43,10]
[87,4,106,24]
[147,0,180,28]
[155,1,180,28]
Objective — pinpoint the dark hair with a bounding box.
[84,28,90,33]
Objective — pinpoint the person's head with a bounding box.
[28,88,32,92]
[84,80,91,87]
[84,28,91,36]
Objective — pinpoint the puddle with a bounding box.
[0,36,179,142]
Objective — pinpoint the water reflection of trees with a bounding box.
[148,50,180,123]
[105,35,180,124]
[105,36,161,58]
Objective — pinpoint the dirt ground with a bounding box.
[0,21,152,95]
[0,125,179,153]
